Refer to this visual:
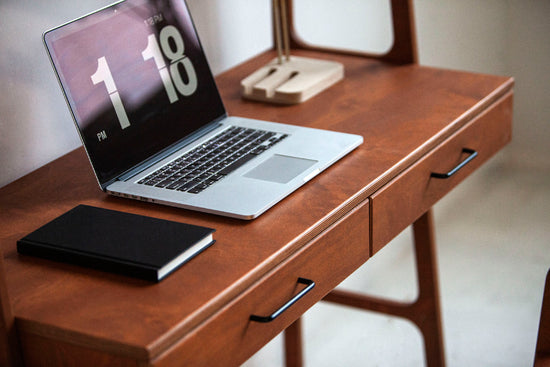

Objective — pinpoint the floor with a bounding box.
[242,156,550,367]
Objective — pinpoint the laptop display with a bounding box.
[44,0,225,187]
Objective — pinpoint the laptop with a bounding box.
[43,0,363,220]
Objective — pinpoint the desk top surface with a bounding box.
[0,49,513,359]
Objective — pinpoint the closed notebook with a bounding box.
[17,205,215,282]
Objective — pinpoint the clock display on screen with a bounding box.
[45,0,226,186]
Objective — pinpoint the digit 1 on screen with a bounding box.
[142,33,179,103]
[91,56,131,130]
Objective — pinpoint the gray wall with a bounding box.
[1,0,548,188]
[414,0,550,170]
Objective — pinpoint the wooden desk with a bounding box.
[0,49,513,366]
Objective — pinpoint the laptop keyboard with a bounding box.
[137,126,288,194]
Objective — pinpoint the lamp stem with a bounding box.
[273,0,283,64]
[280,0,290,61]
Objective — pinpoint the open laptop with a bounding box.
[43,0,363,220]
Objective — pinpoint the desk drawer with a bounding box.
[154,200,370,367]
[370,93,513,254]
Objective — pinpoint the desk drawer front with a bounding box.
[371,93,513,254]
[154,200,370,367]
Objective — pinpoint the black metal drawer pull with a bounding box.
[430,148,478,179]
[250,277,315,323]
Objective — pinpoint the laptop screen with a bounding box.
[44,0,226,187]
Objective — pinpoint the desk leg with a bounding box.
[535,269,550,365]
[283,209,445,367]
[410,209,445,367]
[284,317,303,367]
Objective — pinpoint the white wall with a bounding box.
[1,0,549,188]
[414,0,550,169]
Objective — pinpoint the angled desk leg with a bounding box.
[284,318,303,367]
[284,209,445,367]
[535,269,550,365]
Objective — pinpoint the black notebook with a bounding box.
[17,205,215,282]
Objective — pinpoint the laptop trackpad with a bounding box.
[244,154,318,184]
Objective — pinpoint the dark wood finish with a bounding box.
[217,51,512,195]
[292,210,445,366]
[283,0,418,64]
[282,77,512,367]
[0,48,513,366]
[536,270,550,366]
[18,333,141,367]
[282,95,514,367]
[370,92,513,255]
[149,201,369,367]
[0,251,23,367]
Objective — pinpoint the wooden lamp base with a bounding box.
[241,0,343,104]
[241,56,344,104]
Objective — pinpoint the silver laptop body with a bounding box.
[44,0,363,219]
